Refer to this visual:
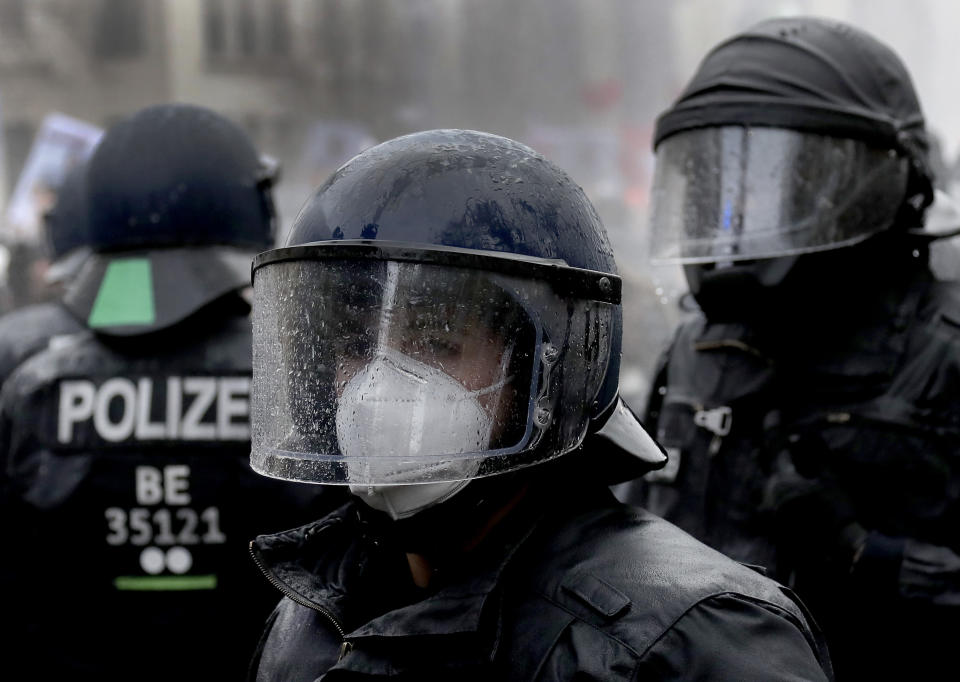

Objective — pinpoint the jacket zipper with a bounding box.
[248,541,347,646]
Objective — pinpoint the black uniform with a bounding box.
[628,16,959,679]
[250,481,832,681]
[0,298,328,680]
[624,268,960,679]
[0,103,348,679]
[248,128,834,680]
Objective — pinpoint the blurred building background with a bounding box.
[1,0,958,408]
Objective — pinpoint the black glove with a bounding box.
[764,449,866,570]
[897,539,960,606]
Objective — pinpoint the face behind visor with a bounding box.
[339,345,509,519]
[251,241,632,493]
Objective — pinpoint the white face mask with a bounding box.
[336,347,502,520]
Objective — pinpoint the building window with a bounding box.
[267,0,290,56]
[94,0,145,60]
[203,0,291,65]
[238,0,256,56]
[204,0,227,56]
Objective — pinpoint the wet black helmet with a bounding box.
[251,129,664,489]
[646,17,935,320]
[64,103,278,335]
[649,16,933,269]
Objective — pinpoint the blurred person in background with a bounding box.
[1,240,54,311]
[246,129,832,681]
[620,16,960,680]
[0,161,89,385]
[0,103,336,680]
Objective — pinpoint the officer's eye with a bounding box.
[402,335,461,359]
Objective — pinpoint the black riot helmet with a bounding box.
[647,17,934,317]
[251,129,664,493]
[43,161,93,285]
[63,103,278,335]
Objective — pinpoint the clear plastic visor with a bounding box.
[648,126,910,264]
[252,258,543,485]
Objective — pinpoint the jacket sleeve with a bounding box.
[636,593,833,681]
[246,602,281,682]
[850,533,960,607]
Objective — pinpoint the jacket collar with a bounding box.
[251,495,543,665]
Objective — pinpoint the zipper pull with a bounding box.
[338,640,353,662]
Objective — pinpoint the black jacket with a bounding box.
[0,303,338,681]
[249,486,832,680]
[622,272,960,679]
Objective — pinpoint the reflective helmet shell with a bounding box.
[64,104,277,336]
[87,103,275,251]
[287,129,622,418]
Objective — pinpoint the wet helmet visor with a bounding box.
[648,126,910,264]
[251,241,619,485]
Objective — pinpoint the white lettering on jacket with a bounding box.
[57,377,251,443]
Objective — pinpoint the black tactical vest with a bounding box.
[630,278,960,566]
[620,275,960,680]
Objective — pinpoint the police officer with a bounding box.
[246,129,832,680]
[0,104,331,680]
[622,17,960,679]
[0,161,88,385]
